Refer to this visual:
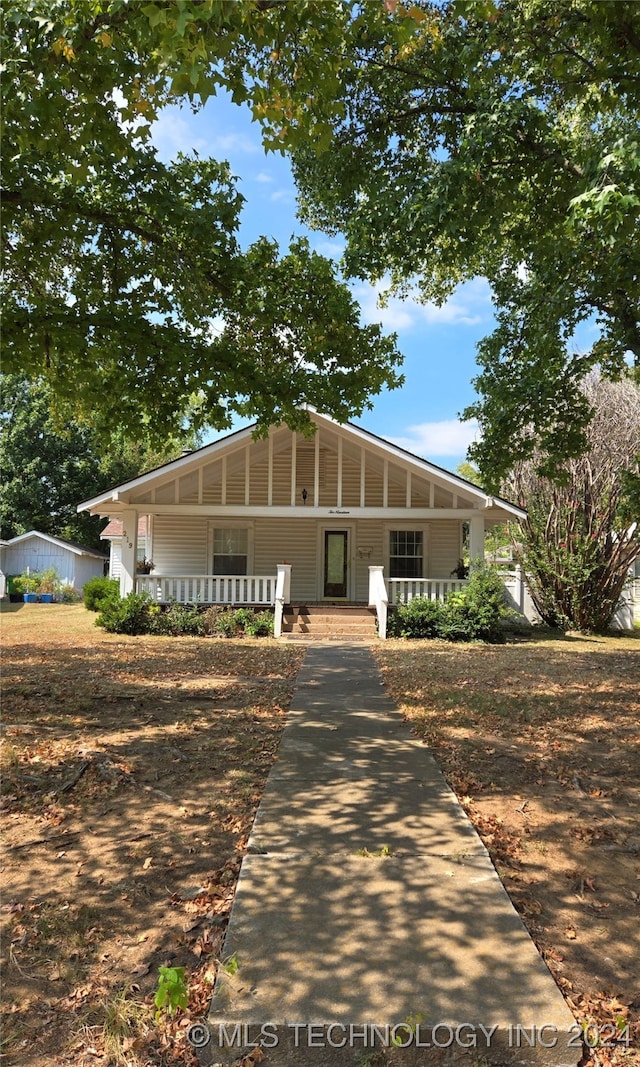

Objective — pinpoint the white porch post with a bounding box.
[119,510,138,596]
[274,563,292,639]
[469,515,485,569]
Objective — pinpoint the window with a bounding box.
[213,528,248,575]
[390,530,423,579]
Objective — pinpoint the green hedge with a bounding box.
[388,564,513,643]
[95,594,274,638]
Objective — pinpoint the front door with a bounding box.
[324,530,348,598]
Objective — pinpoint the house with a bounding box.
[100,516,151,581]
[0,530,108,593]
[78,411,525,637]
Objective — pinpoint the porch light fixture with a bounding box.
[301,488,308,505]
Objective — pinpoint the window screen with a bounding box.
[213,528,248,575]
[390,530,423,578]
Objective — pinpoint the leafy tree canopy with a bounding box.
[1,0,402,442]
[0,374,200,548]
[291,0,640,486]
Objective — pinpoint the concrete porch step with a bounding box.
[281,604,377,641]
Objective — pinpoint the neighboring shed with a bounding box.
[0,531,107,593]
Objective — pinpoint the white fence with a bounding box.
[388,577,467,604]
[136,574,275,605]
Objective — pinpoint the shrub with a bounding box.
[95,591,157,634]
[36,567,61,595]
[58,585,82,604]
[84,576,120,612]
[150,601,205,636]
[203,605,275,637]
[245,609,274,637]
[12,571,41,595]
[210,607,241,637]
[388,597,445,639]
[389,564,513,644]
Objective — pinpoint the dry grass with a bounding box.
[0,601,304,1066]
[375,632,640,1067]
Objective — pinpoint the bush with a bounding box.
[209,607,241,637]
[245,609,275,637]
[388,597,445,639]
[150,601,205,636]
[84,576,120,612]
[36,567,61,595]
[203,605,275,637]
[58,585,81,604]
[389,564,513,643]
[95,591,157,634]
[12,571,41,595]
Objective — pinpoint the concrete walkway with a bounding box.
[202,645,578,1066]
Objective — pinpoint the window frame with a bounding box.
[385,525,429,580]
[209,522,254,576]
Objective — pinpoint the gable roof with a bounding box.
[77,411,525,518]
[1,530,107,559]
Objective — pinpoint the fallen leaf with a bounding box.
[565,926,577,940]
[142,856,153,870]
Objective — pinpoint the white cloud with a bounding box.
[151,110,207,158]
[312,238,346,260]
[270,188,296,204]
[391,419,480,458]
[151,109,260,161]
[255,172,275,184]
[354,277,493,332]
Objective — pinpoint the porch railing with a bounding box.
[388,577,467,604]
[136,574,275,605]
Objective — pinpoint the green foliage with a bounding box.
[95,592,156,635]
[58,585,81,604]
[504,375,640,633]
[9,568,61,596]
[11,571,40,595]
[291,0,640,483]
[1,3,402,442]
[36,568,60,594]
[245,609,275,637]
[0,374,198,546]
[83,576,120,613]
[442,565,512,644]
[203,605,274,637]
[388,597,445,639]
[93,596,274,637]
[389,565,512,643]
[150,601,205,637]
[154,966,188,1019]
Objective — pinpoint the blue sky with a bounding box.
[151,93,497,472]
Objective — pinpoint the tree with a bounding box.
[503,375,640,633]
[0,374,199,548]
[1,1,402,442]
[291,0,640,485]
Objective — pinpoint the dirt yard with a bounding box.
[375,635,640,1067]
[2,606,639,1067]
[1,603,304,1066]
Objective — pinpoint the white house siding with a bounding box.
[151,516,209,575]
[254,519,318,601]
[109,541,122,580]
[143,515,465,605]
[429,520,463,577]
